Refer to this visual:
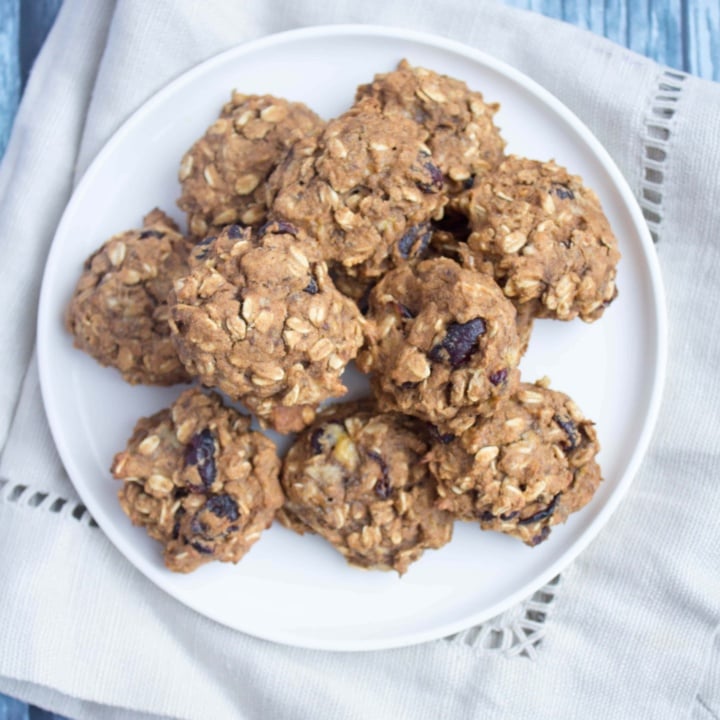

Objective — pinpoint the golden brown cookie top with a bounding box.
[178,93,324,238]
[65,208,193,386]
[279,402,453,574]
[356,59,505,192]
[169,222,364,432]
[112,388,283,572]
[428,380,602,546]
[358,257,521,433]
[268,98,447,280]
[457,155,620,321]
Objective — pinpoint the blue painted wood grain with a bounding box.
[0,1,718,718]
[0,0,20,154]
[504,0,720,79]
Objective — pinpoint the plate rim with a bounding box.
[36,23,668,652]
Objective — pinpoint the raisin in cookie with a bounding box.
[356,59,505,193]
[178,93,323,238]
[427,380,602,546]
[111,388,282,573]
[169,222,364,433]
[279,402,453,574]
[65,209,193,386]
[268,98,446,281]
[358,257,521,433]
[456,156,620,321]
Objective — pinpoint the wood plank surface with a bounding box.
[0,0,20,155]
[503,0,719,79]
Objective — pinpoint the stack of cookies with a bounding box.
[65,61,620,574]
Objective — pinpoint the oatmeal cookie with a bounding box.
[356,59,505,193]
[456,156,620,321]
[65,209,193,386]
[268,98,446,281]
[178,93,323,238]
[279,402,453,574]
[357,257,521,433]
[427,380,602,545]
[169,222,364,433]
[111,388,283,573]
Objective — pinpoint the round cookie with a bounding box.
[177,93,324,238]
[169,222,364,433]
[427,380,602,546]
[111,388,283,573]
[425,219,535,356]
[268,98,446,281]
[65,209,193,386]
[457,155,621,321]
[279,402,453,574]
[357,257,521,433]
[355,59,505,193]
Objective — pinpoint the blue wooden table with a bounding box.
[0,0,717,717]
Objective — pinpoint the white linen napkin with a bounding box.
[1,1,719,718]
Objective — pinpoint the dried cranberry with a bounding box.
[553,184,575,200]
[190,541,213,555]
[204,494,239,521]
[489,368,508,386]
[427,424,455,445]
[429,318,486,368]
[368,451,392,499]
[259,220,298,237]
[554,416,579,451]
[518,494,560,526]
[171,507,186,540]
[193,235,216,260]
[397,223,431,259]
[184,429,217,488]
[416,156,444,193]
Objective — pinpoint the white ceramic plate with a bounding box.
[37,25,667,651]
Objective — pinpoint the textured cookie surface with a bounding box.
[178,93,323,238]
[358,257,521,433]
[457,156,620,321]
[65,209,193,386]
[112,388,283,572]
[269,98,446,281]
[427,380,602,545]
[169,222,364,432]
[279,402,453,574]
[356,59,505,193]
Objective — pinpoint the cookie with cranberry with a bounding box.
[279,402,453,574]
[112,388,282,573]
